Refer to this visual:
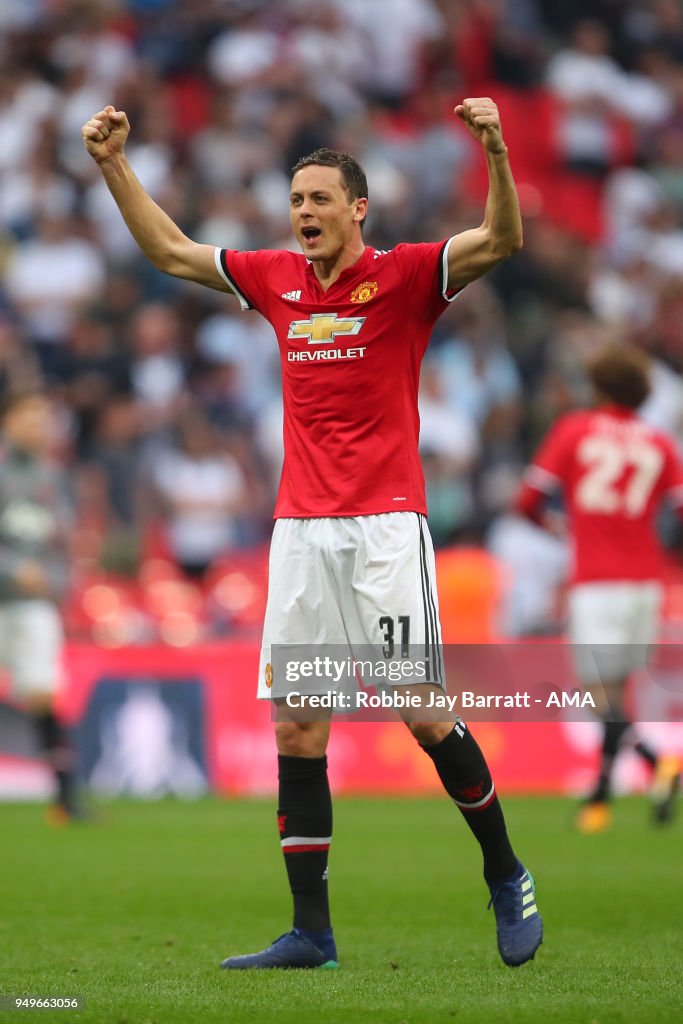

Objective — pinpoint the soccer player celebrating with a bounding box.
[517,344,683,832]
[82,98,543,968]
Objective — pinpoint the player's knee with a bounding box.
[405,720,454,746]
[275,721,328,757]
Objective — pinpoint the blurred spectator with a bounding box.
[190,90,276,192]
[287,3,370,117]
[545,19,628,177]
[0,128,76,239]
[208,9,282,89]
[487,512,569,636]
[588,251,657,336]
[4,215,105,362]
[253,396,284,506]
[0,68,57,176]
[84,394,143,534]
[490,0,546,89]
[49,4,136,92]
[419,364,479,544]
[127,303,187,442]
[337,0,443,106]
[649,127,683,214]
[640,357,683,443]
[546,19,623,105]
[194,305,278,417]
[432,285,522,436]
[146,408,249,580]
[60,315,131,458]
[0,389,82,818]
[0,317,41,395]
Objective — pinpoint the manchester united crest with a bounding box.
[265,662,273,688]
[350,281,378,303]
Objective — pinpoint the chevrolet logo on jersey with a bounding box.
[287,313,365,344]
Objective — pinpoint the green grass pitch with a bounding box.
[0,795,681,1023]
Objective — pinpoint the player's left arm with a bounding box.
[447,98,523,292]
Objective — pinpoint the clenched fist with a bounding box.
[454,98,506,154]
[82,105,130,164]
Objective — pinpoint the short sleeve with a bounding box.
[525,416,576,493]
[214,248,279,315]
[392,239,462,323]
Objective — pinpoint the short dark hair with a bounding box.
[586,343,651,409]
[291,148,368,226]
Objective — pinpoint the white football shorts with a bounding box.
[258,512,444,699]
[0,600,64,698]
[568,581,663,685]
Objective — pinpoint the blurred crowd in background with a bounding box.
[2,0,683,644]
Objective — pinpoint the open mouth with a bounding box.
[301,227,321,241]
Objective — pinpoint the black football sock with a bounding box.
[634,740,658,770]
[589,719,630,803]
[421,721,517,884]
[278,754,333,945]
[34,711,79,812]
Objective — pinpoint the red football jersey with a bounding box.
[519,406,683,583]
[215,242,459,517]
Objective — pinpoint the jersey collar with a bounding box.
[305,246,374,288]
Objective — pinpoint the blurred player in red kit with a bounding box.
[518,344,682,832]
[83,96,543,968]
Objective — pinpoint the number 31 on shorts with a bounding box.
[379,615,411,658]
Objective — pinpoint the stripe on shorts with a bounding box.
[281,835,332,854]
[418,515,443,685]
[418,518,433,682]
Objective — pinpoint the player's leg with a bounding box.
[409,715,517,882]
[28,695,80,821]
[569,584,621,831]
[407,714,542,965]
[571,614,633,832]
[349,513,542,966]
[579,672,628,826]
[633,587,681,824]
[650,753,681,824]
[274,716,336,957]
[591,722,678,825]
[578,675,677,829]
[221,716,338,970]
[221,520,340,970]
[7,600,81,821]
[570,583,675,830]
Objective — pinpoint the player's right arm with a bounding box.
[516,416,574,529]
[82,106,230,292]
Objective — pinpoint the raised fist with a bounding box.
[82,105,130,164]
[454,98,506,154]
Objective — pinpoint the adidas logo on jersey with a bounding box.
[282,289,302,301]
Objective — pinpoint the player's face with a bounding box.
[290,165,365,261]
